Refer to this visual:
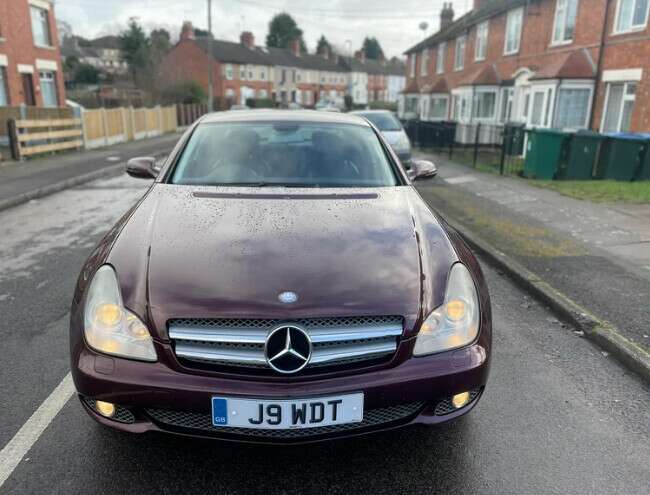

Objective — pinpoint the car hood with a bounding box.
[108,184,458,340]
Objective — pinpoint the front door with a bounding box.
[21,74,36,106]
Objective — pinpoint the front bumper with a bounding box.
[72,340,489,444]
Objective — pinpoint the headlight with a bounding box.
[83,265,157,361]
[413,263,479,356]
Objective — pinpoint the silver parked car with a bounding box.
[351,110,411,165]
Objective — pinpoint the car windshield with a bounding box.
[170,122,398,187]
[357,112,403,132]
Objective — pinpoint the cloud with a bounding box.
[55,0,467,57]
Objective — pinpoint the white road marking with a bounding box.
[0,373,75,488]
[445,175,477,184]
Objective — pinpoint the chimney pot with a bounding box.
[439,3,455,30]
[180,21,195,41]
[289,38,301,57]
[240,31,255,48]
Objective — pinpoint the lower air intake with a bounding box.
[146,402,424,439]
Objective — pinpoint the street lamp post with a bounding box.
[207,0,214,112]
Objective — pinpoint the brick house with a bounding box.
[160,24,274,107]
[341,51,406,105]
[161,22,397,109]
[401,0,650,135]
[0,0,66,107]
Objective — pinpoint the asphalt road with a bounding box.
[0,174,648,495]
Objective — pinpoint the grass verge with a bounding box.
[530,179,650,203]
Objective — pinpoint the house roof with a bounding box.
[530,49,596,80]
[458,64,502,86]
[405,0,526,54]
[195,38,271,65]
[401,79,420,94]
[339,56,406,76]
[421,77,450,93]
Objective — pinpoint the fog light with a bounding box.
[451,392,470,409]
[96,400,115,418]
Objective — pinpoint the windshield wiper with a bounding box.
[210,182,321,188]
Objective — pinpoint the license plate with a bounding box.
[211,393,364,429]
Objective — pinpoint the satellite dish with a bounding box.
[419,22,429,31]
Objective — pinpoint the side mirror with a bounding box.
[407,159,438,181]
[126,156,158,179]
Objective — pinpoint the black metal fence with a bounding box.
[402,120,526,176]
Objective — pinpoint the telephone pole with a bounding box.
[207,0,214,112]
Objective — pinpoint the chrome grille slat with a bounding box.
[168,316,403,372]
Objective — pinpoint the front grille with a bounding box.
[433,389,481,416]
[146,402,424,439]
[168,316,404,373]
[82,397,135,424]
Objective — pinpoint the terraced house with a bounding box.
[401,0,650,137]
[161,22,404,108]
[0,0,65,107]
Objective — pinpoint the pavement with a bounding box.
[0,133,182,212]
[0,172,648,494]
[414,152,650,376]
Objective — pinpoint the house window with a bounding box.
[436,43,446,74]
[0,68,8,106]
[615,0,650,33]
[475,21,489,61]
[500,88,514,122]
[552,0,579,44]
[454,36,466,71]
[239,66,246,80]
[504,7,524,55]
[258,89,268,99]
[409,54,416,77]
[39,71,58,107]
[421,49,429,76]
[530,91,545,126]
[248,68,254,79]
[225,64,233,80]
[602,82,637,132]
[554,87,591,129]
[260,69,266,80]
[472,91,496,119]
[31,6,52,47]
[430,95,449,119]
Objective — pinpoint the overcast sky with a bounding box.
[56,0,471,58]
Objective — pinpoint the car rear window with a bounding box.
[170,122,399,187]
[356,113,402,132]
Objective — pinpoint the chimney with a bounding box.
[180,21,195,41]
[354,50,366,63]
[318,45,330,60]
[289,38,301,57]
[240,31,255,48]
[440,2,455,30]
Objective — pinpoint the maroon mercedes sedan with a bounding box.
[70,110,491,443]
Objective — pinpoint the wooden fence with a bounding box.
[8,118,83,160]
[3,103,206,160]
[82,105,179,150]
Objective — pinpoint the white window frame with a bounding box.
[39,70,58,107]
[553,81,594,130]
[613,0,650,34]
[600,81,638,132]
[454,36,466,71]
[451,87,473,123]
[429,93,449,121]
[500,87,515,123]
[421,48,429,76]
[225,64,234,80]
[552,0,579,45]
[30,5,52,47]
[436,42,446,74]
[472,87,498,121]
[527,82,557,129]
[475,21,489,61]
[504,7,524,55]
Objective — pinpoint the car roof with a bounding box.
[350,110,394,115]
[200,109,370,126]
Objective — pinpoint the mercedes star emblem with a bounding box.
[278,291,298,304]
[264,324,312,374]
